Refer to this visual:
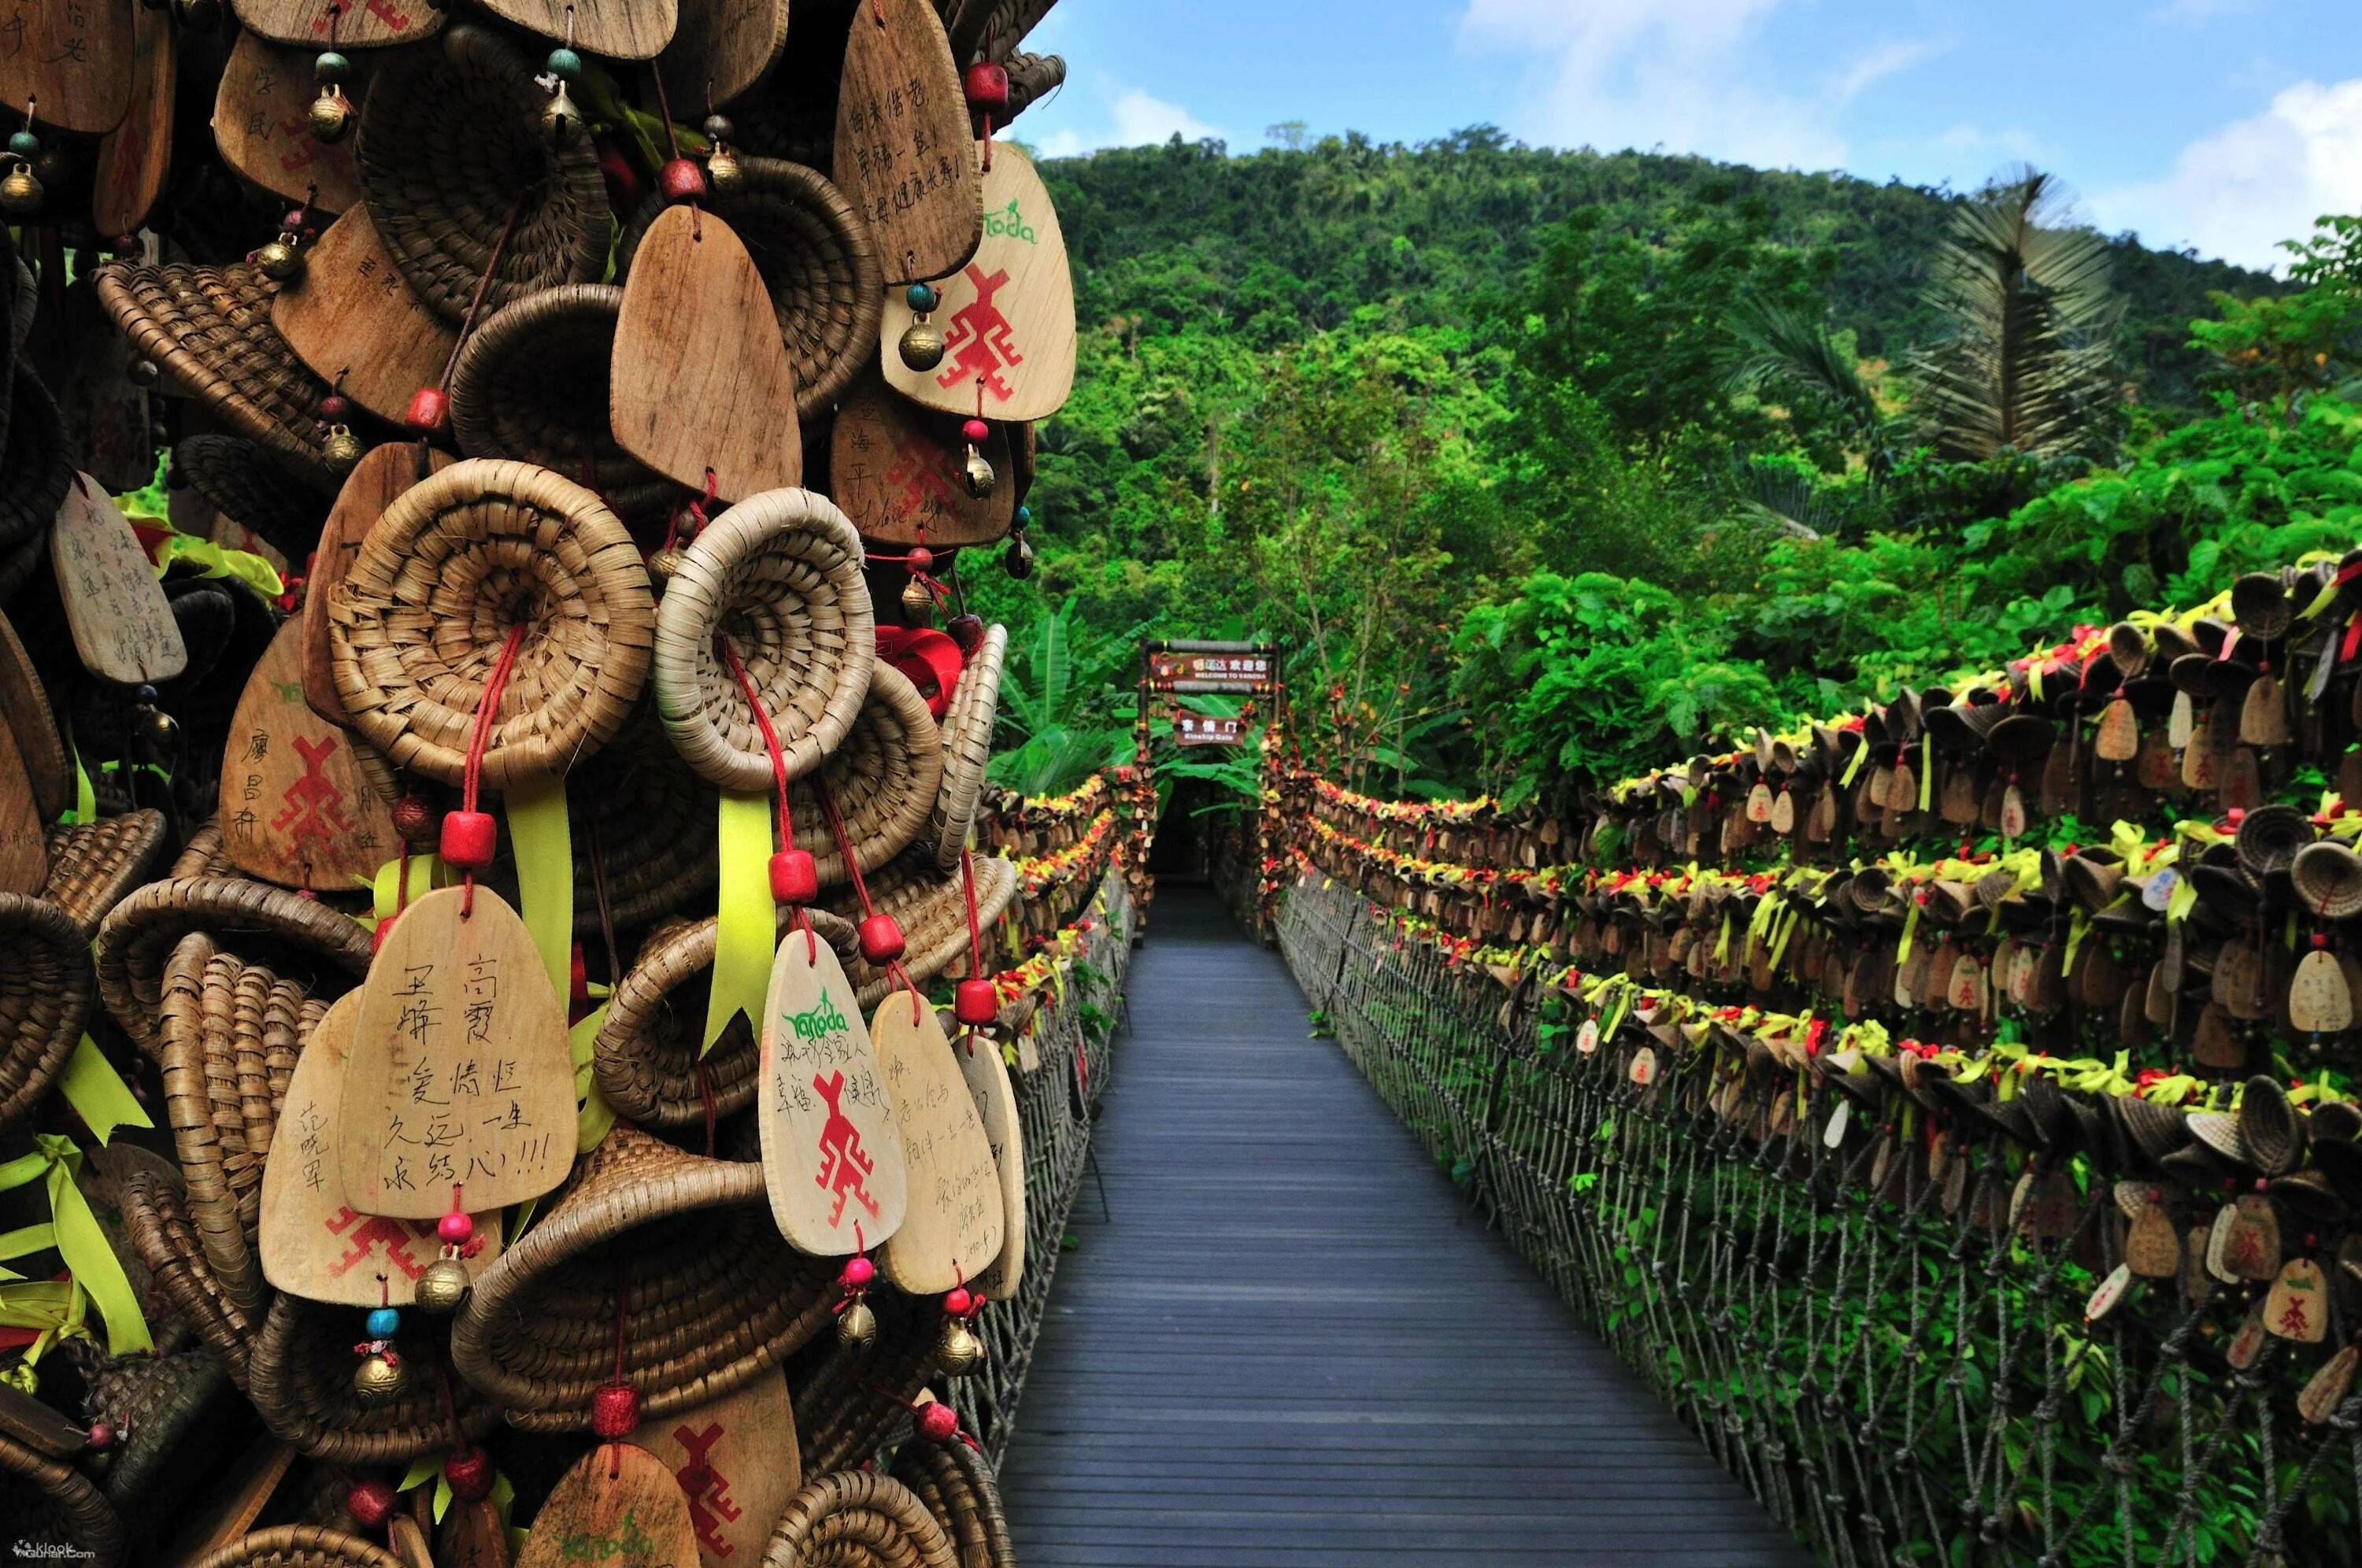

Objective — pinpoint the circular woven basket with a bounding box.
[188,1525,402,1568]
[123,1163,261,1388]
[763,1471,958,1568]
[620,158,883,418]
[355,25,613,324]
[448,1126,837,1430]
[653,488,875,792]
[790,664,943,889]
[171,819,232,878]
[828,852,1017,1010]
[0,894,94,1130]
[247,1295,502,1463]
[0,1435,123,1568]
[569,704,721,937]
[94,875,373,1058]
[446,285,676,527]
[175,435,324,560]
[329,459,656,789]
[931,625,1007,872]
[591,905,859,1130]
[91,261,341,492]
[891,1439,1016,1568]
[43,810,168,937]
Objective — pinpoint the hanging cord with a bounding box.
[458,626,529,918]
[646,63,702,241]
[660,468,721,560]
[817,774,919,1015]
[959,849,987,1055]
[718,635,816,963]
[607,1257,630,1479]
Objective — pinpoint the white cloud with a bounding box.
[1107,89,1220,147]
[1012,79,1221,159]
[1834,39,1948,105]
[2091,79,2362,270]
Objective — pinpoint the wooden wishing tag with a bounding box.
[2215,938,2266,1020]
[1769,788,1795,834]
[879,144,1076,422]
[831,374,1015,546]
[2240,671,2291,746]
[0,0,131,132]
[659,0,789,113]
[2223,1193,2283,1282]
[2127,1203,2182,1278]
[2290,945,2353,1035]
[1627,1044,1659,1087]
[2266,1258,2330,1343]
[2136,729,2181,791]
[2094,696,2138,762]
[232,0,444,48]
[1744,782,1772,823]
[757,931,908,1256]
[259,993,502,1305]
[875,990,1005,1294]
[91,0,172,238]
[2226,1300,2271,1371]
[1820,1096,1851,1149]
[50,476,187,685]
[303,443,453,723]
[1999,782,2027,840]
[1809,786,1838,840]
[959,1025,1027,1301]
[2299,1344,2359,1424]
[438,1499,512,1568]
[213,30,365,214]
[612,205,802,502]
[1948,952,1987,1014]
[341,886,576,1219]
[625,1373,799,1568]
[479,0,675,58]
[2220,744,2264,812]
[2192,1003,2245,1069]
[2168,690,2196,749]
[518,1444,702,1568]
[0,611,68,821]
[2184,1219,2212,1304]
[2084,1263,2132,1324]
[222,618,401,889]
[834,0,978,284]
[273,206,458,424]
[1574,1018,1599,1056]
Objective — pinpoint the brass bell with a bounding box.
[137,707,180,755]
[835,1299,878,1350]
[648,549,683,582]
[307,87,353,144]
[0,165,39,219]
[898,320,946,373]
[1002,531,1034,581]
[255,237,304,283]
[352,1352,405,1407]
[934,1318,985,1378]
[413,1256,471,1315]
[706,146,744,194]
[542,84,584,148]
[901,575,936,626]
[963,451,996,500]
[320,424,365,473]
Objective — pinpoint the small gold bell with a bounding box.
[542,83,584,148]
[413,1256,471,1315]
[899,320,946,372]
[137,708,180,754]
[964,451,997,500]
[901,575,936,626]
[352,1352,405,1407]
[307,87,354,144]
[835,1300,878,1350]
[934,1318,985,1378]
[648,549,683,582]
[320,424,365,473]
[706,146,744,193]
[0,165,40,218]
[255,237,304,283]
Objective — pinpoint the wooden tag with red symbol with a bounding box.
[2264,1258,2329,1343]
[757,930,908,1256]
[517,1444,702,1568]
[222,618,401,890]
[875,989,1005,1294]
[213,30,366,214]
[231,0,446,49]
[624,1373,800,1568]
[91,0,172,237]
[829,373,1015,547]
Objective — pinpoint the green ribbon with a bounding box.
[705,791,777,1055]
[0,1135,152,1355]
[505,778,574,1006]
[154,534,284,600]
[56,1036,150,1147]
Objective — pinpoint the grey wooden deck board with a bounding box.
[1000,886,1809,1566]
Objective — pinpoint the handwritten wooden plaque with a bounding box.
[213,30,367,215]
[625,1373,800,1568]
[479,0,676,59]
[659,0,790,115]
[0,0,132,134]
[874,991,1002,1295]
[517,1444,701,1568]
[611,205,802,502]
[829,373,1014,547]
[274,205,458,424]
[231,0,444,50]
[221,618,402,890]
[49,476,188,686]
[877,144,1075,422]
[261,994,505,1306]
[756,931,907,1256]
[303,443,452,725]
[959,1026,1025,1301]
[0,610,70,821]
[341,886,576,1219]
[832,0,979,285]
[90,0,171,238]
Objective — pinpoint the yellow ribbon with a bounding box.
[505,778,574,1006]
[704,792,776,1054]
[0,1135,152,1355]
[56,1036,151,1147]
[154,534,285,600]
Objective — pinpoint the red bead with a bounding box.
[905,545,935,576]
[961,418,990,445]
[438,1209,473,1245]
[2225,807,2246,826]
[942,1286,976,1318]
[346,1479,398,1529]
[839,1255,875,1291]
[770,849,820,905]
[858,913,905,966]
[963,61,1009,111]
[915,1400,961,1444]
[955,978,997,1026]
[372,915,398,954]
[319,394,350,421]
[444,1448,494,1502]
[439,809,497,870]
[404,386,449,433]
[659,157,706,203]
[591,1381,640,1440]
[84,1422,115,1451]
[390,794,433,841]
[946,614,983,653]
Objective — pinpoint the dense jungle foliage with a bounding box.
[968,129,2362,814]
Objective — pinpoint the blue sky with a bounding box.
[1013,0,2362,272]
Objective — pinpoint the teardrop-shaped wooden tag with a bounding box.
[2084,1262,2132,1322]
[829,373,1016,546]
[834,0,979,284]
[2076,941,2125,1010]
[1820,1095,1851,1149]
[2240,671,2292,746]
[2183,709,2220,789]
[233,0,444,47]
[1628,1044,1658,1086]
[91,1,172,238]
[517,1444,702,1568]
[612,205,802,502]
[259,993,503,1305]
[2299,1344,2359,1423]
[1893,945,1927,1010]
[2168,690,2196,749]
[2227,1193,2283,1282]
[2226,1300,2271,1370]
[2094,697,2139,762]
[658,0,789,114]
[2216,937,2266,1019]
[2127,1203,2182,1278]
[341,886,577,1218]
[875,990,1005,1293]
[0,612,68,823]
[2039,743,2074,814]
[222,619,401,889]
[304,443,454,724]
[478,0,676,58]
[961,1032,1028,1300]
[1769,787,1795,834]
[0,707,46,897]
[757,930,908,1256]
[1939,769,1978,825]
[2146,960,2177,1028]
[624,1374,799,1568]
[1745,782,1773,823]
[2193,1001,2245,1069]
[2266,1258,2329,1342]
[272,206,459,425]
[50,476,187,685]
[0,0,133,133]
[2026,942,2068,1015]
[1810,786,1838,839]
[213,31,367,214]
[1948,952,1986,1012]
[2000,782,2027,840]
[2136,728,2181,791]
[2290,945,2353,1034]
[2220,745,2264,812]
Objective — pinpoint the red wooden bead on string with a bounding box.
[839,1256,876,1291]
[404,386,450,434]
[390,794,433,842]
[943,1286,977,1318]
[444,1448,494,1502]
[590,1382,640,1439]
[961,419,990,445]
[915,1401,961,1444]
[659,157,707,204]
[858,912,906,966]
[905,545,935,577]
[439,809,497,870]
[955,977,997,1026]
[437,1208,474,1247]
[372,915,398,953]
[346,1479,397,1529]
[963,62,1009,113]
[770,849,820,905]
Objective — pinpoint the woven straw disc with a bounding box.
[329,459,655,788]
[931,623,1007,871]
[569,704,720,936]
[36,808,156,935]
[828,851,1016,1009]
[0,1435,124,1568]
[186,1525,402,1568]
[247,1295,500,1464]
[653,487,875,792]
[355,25,613,324]
[620,158,883,418]
[446,284,676,526]
[0,894,93,1133]
[892,1438,1016,1568]
[765,1471,958,1568]
[790,663,943,887]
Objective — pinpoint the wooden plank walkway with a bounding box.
[1000,885,1810,1566]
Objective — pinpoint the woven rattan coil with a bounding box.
[187,1525,403,1568]
[0,1435,124,1568]
[446,285,676,526]
[653,487,875,792]
[172,818,232,878]
[763,1470,959,1568]
[329,458,655,788]
[175,434,325,559]
[355,25,613,324]
[94,875,372,1058]
[91,261,340,491]
[1003,50,1066,120]
[0,894,95,1131]
[569,704,720,937]
[448,1126,837,1430]
[42,810,168,937]
[931,625,1006,871]
[247,1295,501,1463]
[829,852,1016,1009]
[891,1439,1016,1568]
[123,1164,260,1388]
[592,905,859,1128]
[790,663,943,889]
[620,159,883,417]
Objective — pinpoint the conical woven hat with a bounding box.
[187,1526,402,1568]
[0,895,94,1133]
[568,703,721,937]
[2292,839,2362,920]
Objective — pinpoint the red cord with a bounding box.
[816,774,916,1008]
[719,634,814,953]
[960,849,985,1051]
[459,625,528,918]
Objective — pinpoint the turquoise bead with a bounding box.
[365,1307,400,1339]
[6,131,36,158]
[906,283,940,312]
[546,47,583,81]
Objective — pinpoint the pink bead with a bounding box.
[84,1422,114,1451]
[961,418,990,445]
[659,157,706,204]
[438,1209,474,1245]
[942,1287,976,1318]
[916,1401,961,1443]
[839,1255,876,1291]
[906,545,935,575]
[591,1381,640,1440]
